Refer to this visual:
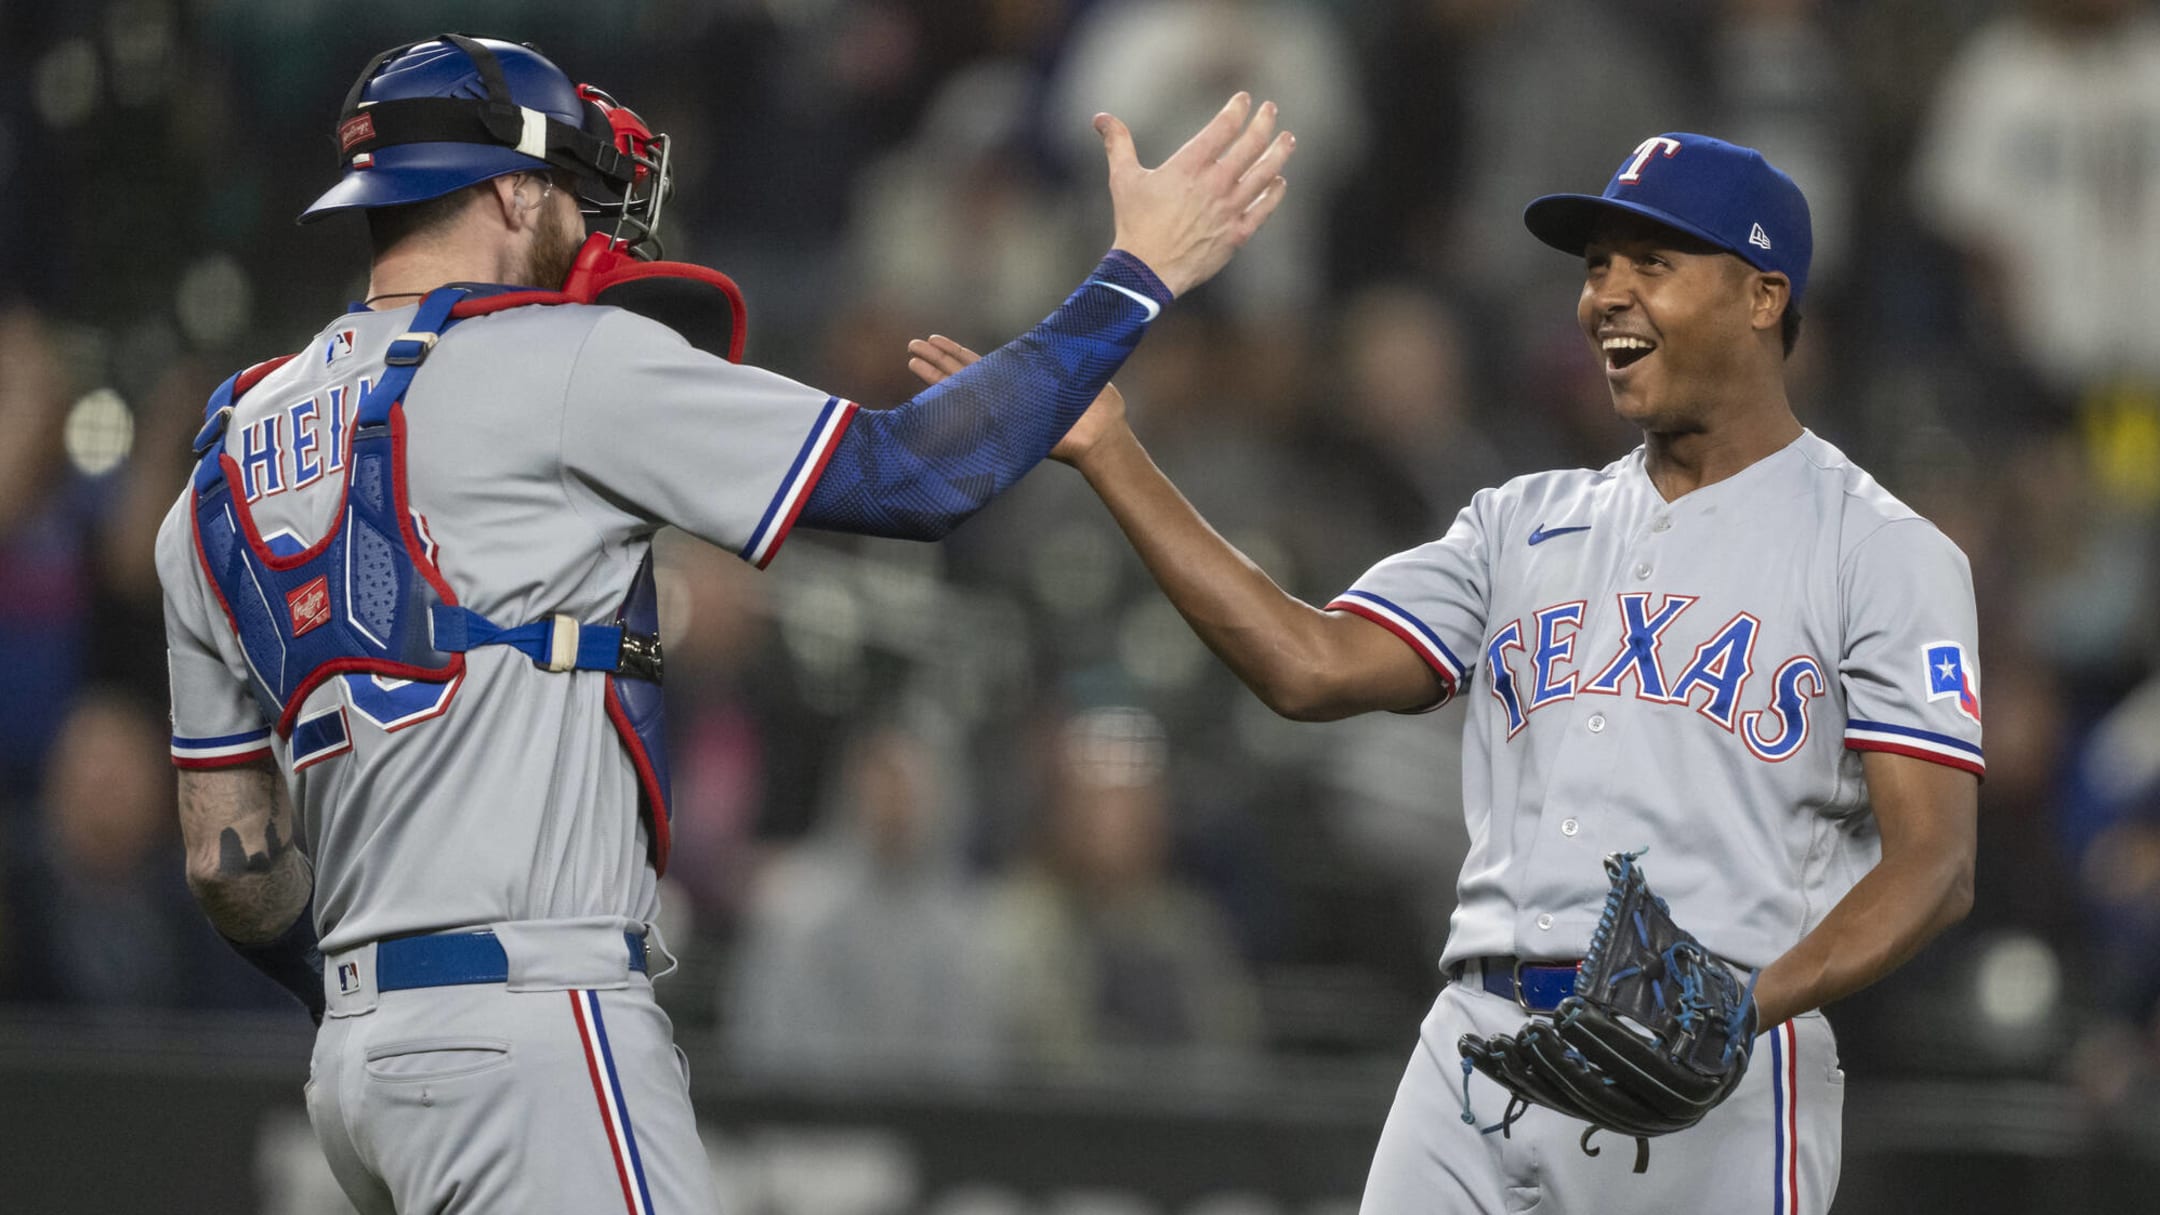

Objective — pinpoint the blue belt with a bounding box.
[1462,955,1580,1013]
[375,930,648,992]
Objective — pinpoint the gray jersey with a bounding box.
[1329,431,1983,970]
[157,301,853,952]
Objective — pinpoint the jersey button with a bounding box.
[1536,914,1555,930]
[1633,561,1652,580]
[1652,516,1672,533]
[1587,714,1606,733]
[1561,817,1579,836]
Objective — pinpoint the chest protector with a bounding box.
[188,242,749,876]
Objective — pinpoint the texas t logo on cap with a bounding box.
[1616,136,1681,184]
[1523,132,1814,306]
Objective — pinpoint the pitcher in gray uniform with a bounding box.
[909,134,1979,1213]
[156,34,1294,1214]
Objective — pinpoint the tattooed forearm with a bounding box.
[218,819,292,875]
[194,838,312,943]
[180,762,314,944]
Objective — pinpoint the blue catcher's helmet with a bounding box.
[301,34,672,255]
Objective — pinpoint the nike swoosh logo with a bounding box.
[1527,524,1591,546]
[1087,279,1162,322]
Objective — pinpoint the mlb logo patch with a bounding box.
[326,329,356,365]
[287,576,333,637]
[1923,641,1981,723]
[337,961,360,994]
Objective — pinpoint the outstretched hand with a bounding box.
[1097,93,1295,298]
[907,334,1127,467]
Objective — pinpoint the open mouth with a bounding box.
[1602,335,1656,372]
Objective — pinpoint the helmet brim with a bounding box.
[298,142,554,222]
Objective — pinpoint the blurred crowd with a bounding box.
[2,0,2158,1110]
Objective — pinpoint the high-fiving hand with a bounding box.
[1098,93,1295,298]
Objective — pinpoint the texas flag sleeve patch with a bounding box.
[1923,641,1981,723]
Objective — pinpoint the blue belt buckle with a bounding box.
[1513,959,1578,1012]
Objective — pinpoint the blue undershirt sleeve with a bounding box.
[796,250,1172,540]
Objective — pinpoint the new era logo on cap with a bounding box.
[1523,132,1813,306]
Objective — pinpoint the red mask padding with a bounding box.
[560,232,746,363]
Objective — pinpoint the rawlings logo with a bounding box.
[288,576,332,637]
[338,113,376,152]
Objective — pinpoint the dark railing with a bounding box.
[1,1010,2154,1214]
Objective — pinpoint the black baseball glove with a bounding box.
[1457,850,1757,1171]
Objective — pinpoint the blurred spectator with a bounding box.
[1328,0,1474,288]
[0,305,92,824]
[3,688,280,1010]
[1707,0,1854,295]
[656,530,802,939]
[1304,284,1505,554]
[848,61,1077,340]
[726,715,1002,1080]
[1997,431,2156,699]
[2066,672,2160,1104]
[1437,0,1689,385]
[1045,0,1366,325]
[91,357,213,704]
[988,705,1261,1069]
[1940,649,2086,1061]
[1912,0,2160,400]
[2072,674,2160,1006]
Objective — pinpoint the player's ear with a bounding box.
[485,175,521,227]
[1749,271,1791,336]
[486,175,543,228]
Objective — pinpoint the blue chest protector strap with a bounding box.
[429,604,662,681]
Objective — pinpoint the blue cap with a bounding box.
[1524,133,1813,307]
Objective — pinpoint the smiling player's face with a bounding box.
[1576,213,1763,435]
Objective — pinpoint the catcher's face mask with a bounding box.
[571,84,673,260]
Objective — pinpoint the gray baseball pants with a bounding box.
[1358,978,1843,1214]
[307,918,718,1213]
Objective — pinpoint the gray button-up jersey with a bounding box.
[1328,431,1984,970]
[158,301,852,952]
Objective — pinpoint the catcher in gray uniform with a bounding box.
[909,133,1980,1214]
[157,34,1292,1214]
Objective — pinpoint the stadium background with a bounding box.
[2,0,2158,1210]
